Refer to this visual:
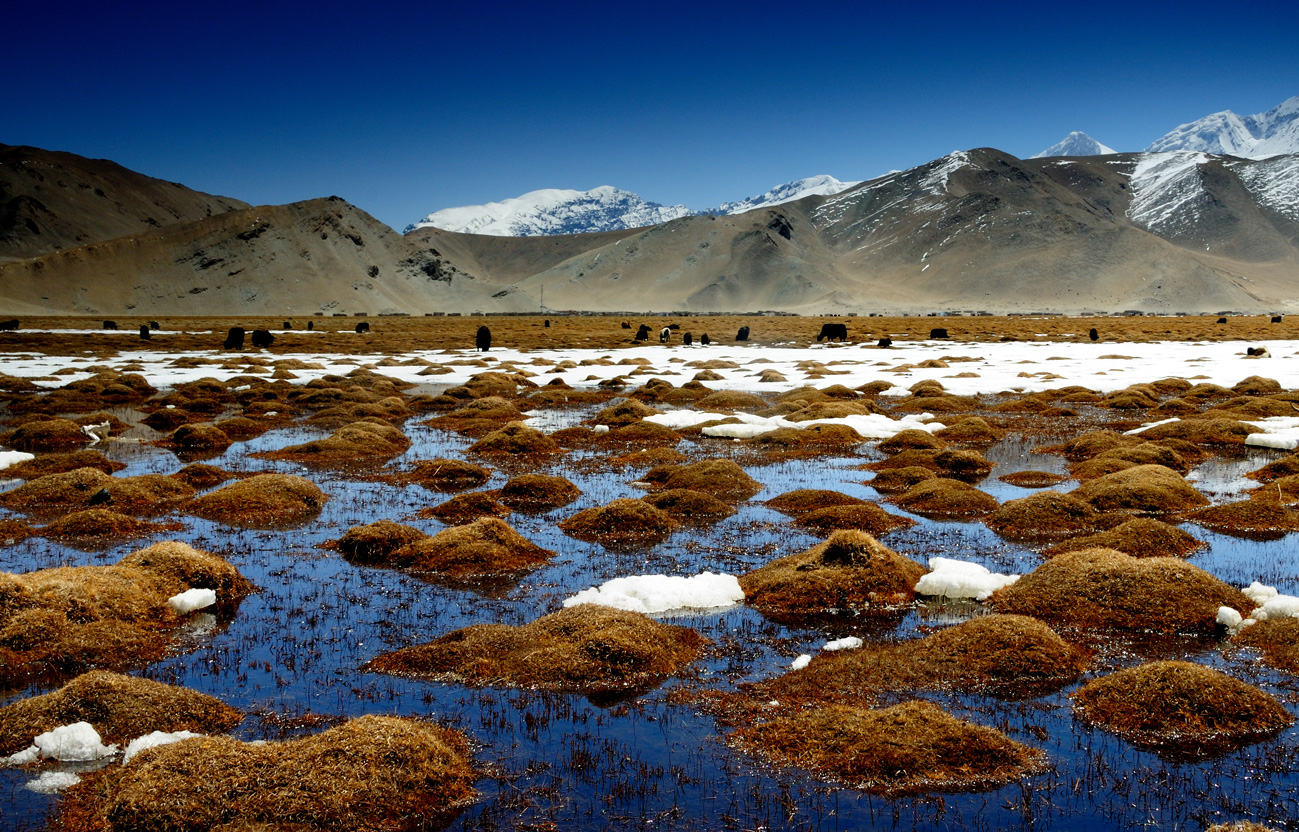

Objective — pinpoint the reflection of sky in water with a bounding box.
[0,344,1297,831]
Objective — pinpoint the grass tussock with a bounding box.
[170,464,236,490]
[997,471,1067,488]
[426,492,512,526]
[467,422,562,456]
[891,478,998,518]
[495,474,581,510]
[984,491,1103,542]
[1234,618,1299,674]
[0,670,241,755]
[400,459,491,492]
[560,499,678,546]
[0,468,196,518]
[0,520,33,546]
[185,474,327,528]
[868,466,937,494]
[766,489,865,514]
[932,416,1005,443]
[638,459,762,502]
[331,521,428,566]
[1185,492,1299,540]
[257,421,411,466]
[5,450,124,480]
[877,429,947,454]
[1136,418,1255,446]
[990,548,1253,634]
[367,605,703,694]
[592,399,661,426]
[603,421,682,446]
[38,509,174,547]
[610,447,687,469]
[1072,660,1292,757]
[740,530,924,614]
[794,504,916,537]
[1071,465,1209,514]
[1245,452,1299,483]
[693,391,768,411]
[3,419,92,451]
[743,424,864,454]
[639,489,736,523]
[731,701,1045,795]
[394,517,553,578]
[866,449,993,482]
[1043,517,1205,558]
[160,424,233,453]
[60,716,475,832]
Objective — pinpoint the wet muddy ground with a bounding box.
[0,316,1296,831]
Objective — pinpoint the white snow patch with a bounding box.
[563,572,744,614]
[33,723,117,762]
[0,451,35,470]
[167,588,217,614]
[24,771,81,794]
[791,654,812,670]
[914,558,1019,602]
[1127,152,1209,232]
[823,636,863,652]
[122,731,203,765]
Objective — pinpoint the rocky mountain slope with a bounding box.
[1146,96,1299,158]
[0,144,249,262]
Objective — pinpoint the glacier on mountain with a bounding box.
[1031,131,1117,158]
[1146,96,1299,158]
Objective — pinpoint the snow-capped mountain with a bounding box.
[1031,131,1117,158]
[1145,96,1299,158]
[404,186,692,236]
[408,176,860,237]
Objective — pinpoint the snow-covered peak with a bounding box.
[1031,131,1117,158]
[405,186,692,236]
[1146,96,1299,159]
[706,175,861,215]
[1126,151,1210,233]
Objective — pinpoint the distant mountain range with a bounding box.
[1031,132,1116,159]
[1146,96,1299,157]
[405,176,860,237]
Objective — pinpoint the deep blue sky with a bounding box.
[6,1,1297,230]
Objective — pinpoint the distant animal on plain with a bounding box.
[544,319,550,328]
[660,327,671,344]
[0,319,19,331]
[683,332,693,345]
[817,323,848,342]
[877,337,893,348]
[102,320,117,330]
[148,321,160,330]
[700,333,710,345]
[283,321,292,329]
[223,327,245,350]
[138,325,150,341]
[355,322,370,334]
[634,324,650,342]
[668,323,680,331]
[307,321,314,331]
[736,326,750,342]
[929,327,949,340]
[1272,316,1283,323]
[251,329,275,348]
[1217,317,1228,324]
[621,321,631,329]
[1089,328,1099,341]
[1246,346,1271,357]
[476,325,491,351]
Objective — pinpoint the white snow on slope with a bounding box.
[1229,155,1299,222]
[406,186,692,236]
[1126,152,1209,232]
[919,151,974,196]
[709,175,861,215]
[1031,131,1118,158]
[1146,96,1299,158]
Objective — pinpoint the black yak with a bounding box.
[148,321,160,330]
[635,324,651,342]
[1247,346,1271,357]
[0,319,18,331]
[929,327,949,340]
[660,327,671,343]
[476,325,491,351]
[877,337,893,347]
[1272,316,1283,324]
[683,332,693,345]
[283,321,292,330]
[1089,328,1099,341]
[138,325,151,341]
[1217,317,1228,324]
[307,321,314,331]
[223,327,245,349]
[817,323,848,342]
[736,326,750,342]
[700,333,710,345]
[355,322,370,334]
[102,320,118,330]
[251,329,275,348]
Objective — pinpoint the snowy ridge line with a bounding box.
[1126,151,1209,232]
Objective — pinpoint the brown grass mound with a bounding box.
[495,474,581,510]
[4,450,124,479]
[258,421,411,466]
[1185,493,1299,540]
[731,701,1045,795]
[1072,660,1292,756]
[1037,430,1139,461]
[0,520,32,546]
[560,498,678,546]
[794,504,917,537]
[784,401,883,422]
[891,478,998,518]
[694,391,768,411]
[639,459,762,502]
[0,542,251,684]
[1080,443,1189,475]
[932,416,1005,443]
[868,466,937,494]
[1043,517,1205,558]
[1071,465,1208,514]
[332,520,428,565]
[400,459,491,492]
[185,474,327,528]
[1234,618,1299,673]
[765,615,1086,701]
[997,471,1068,488]
[740,530,924,614]
[0,670,242,755]
[368,604,703,695]
[467,422,562,456]
[38,509,172,547]
[212,416,273,441]
[638,489,736,523]
[866,448,993,482]
[161,423,234,452]
[1206,823,1283,832]
[0,468,196,518]
[592,399,662,426]
[66,716,475,832]
[877,429,947,454]
[1135,418,1254,446]
[604,420,681,446]
[4,418,91,451]
[743,424,865,453]
[171,463,235,490]
[765,489,866,514]
[1246,452,1299,483]
[393,517,553,578]
[426,492,512,526]
[990,548,1253,634]
[984,491,1103,542]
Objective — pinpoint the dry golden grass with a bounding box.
[393,517,553,578]
[1185,492,1299,540]
[3,418,91,451]
[891,478,998,518]
[367,605,703,694]
[1205,823,1283,832]
[602,420,682,446]
[1042,517,1205,558]
[1233,618,1299,674]
[868,465,938,494]
[638,459,762,502]
[560,499,679,547]
[185,474,326,528]
[742,424,865,456]
[991,548,1253,634]
[0,670,242,754]
[638,489,736,523]
[740,530,924,614]
[425,492,512,526]
[256,421,410,466]
[592,399,662,426]
[330,520,428,566]
[0,519,33,546]
[4,450,124,479]
[731,701,1045,795]
[58,716,475,832]
[160,423,233,453]
[170,463,236,490]
[38,509,175,547]
[1246,453,1299,483]
[1136,418,1255,446]
[467,421,562,456]
[997,470,1067,488]
[494,474,581,510]
[1071,464,1208,514]
[0,468,196,519]
[877,429,947,454]
[794,504,916,537]
[984,491,1104,542]
[693,390,768,411]
[765,489,865,514]
[932,416,1005,443]
[865,448,993,482]
[398,458,491,492]
[1073,660,1292,756]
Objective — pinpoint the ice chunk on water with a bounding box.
[823,636,863,651]
[1255,594,1299,621]
[33,723,117,762]
[167,588,217,614]
[914,557,1019,601]
[24,771,81,793]
[791,654,812,670]
[563,572,744,614]
[1217,606,1243,629]
[122,731,203,765]
[1243,582,1279,605]
[3,746,40,766]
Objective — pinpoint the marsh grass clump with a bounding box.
[331,520,428,566]
[693,391,768,411]
[730,701,1045,795]
[400,458,491,492]
[3,418,92,451]
[603,420,682,446]
[0,670,241,755]
[495,474,581,510]
[740,530,924,614]
[639,459,762,502]
[160,423,233,453]
[1043,517,1205,558]
[38,509,175,547]
[868,466,937,494]
[560,499,678,547]
[0,520,32,546]
[426,492,512,526]
[1071,465,1208,514]
[891,478,998,518]
[1037,430,1139,461]
[877,429,947,454]
[1245,452,1299,483]
[1185,492,1299,540]
[592,399,662,426]
[795,504,916,537]
[393,517,553,578]
[990,548,1253,634]
[984,491,1104,542]
[467,421,562,456]
[367,605,703,695]
[258,421,411,466]
[5,450,124,479]
[170,463,235,490]
[932,416,1005,444]
[997,471,1067,488]
[766,489,865,514]
[743,424,864,455]
[1234,618,1299,673]
[1135,418,1254,447]
[638,489,736,523]
[60,716,475,832]
[0,468,196,518]
[185,474,326,528]
[1072,660,1292,758]
[866,449,993,482]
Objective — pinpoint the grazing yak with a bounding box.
[307,321,314,331]
[683,332,693,345]
[1247,346,1271,357]
[1089,328,1099,341]
[223,327,245,350]
[659,327,671,343]
[0,319,18,331]
[700,333,710,346]
[283,321,292,330]
[148,321,160,330]
[929,327,949,340]
[1272,316,1283,324]
[635,324,651,342]
[877,337,893,348]
[544,319,550,328]
[736,326,750,342]
[102,320,118,330]
[1217,317,1228,324]
[251,329,275,348]
[138,325,150,341]
[621,321,632,329]
[817,323,848,342]
[355,322,370,334]
[476,325,492,351]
